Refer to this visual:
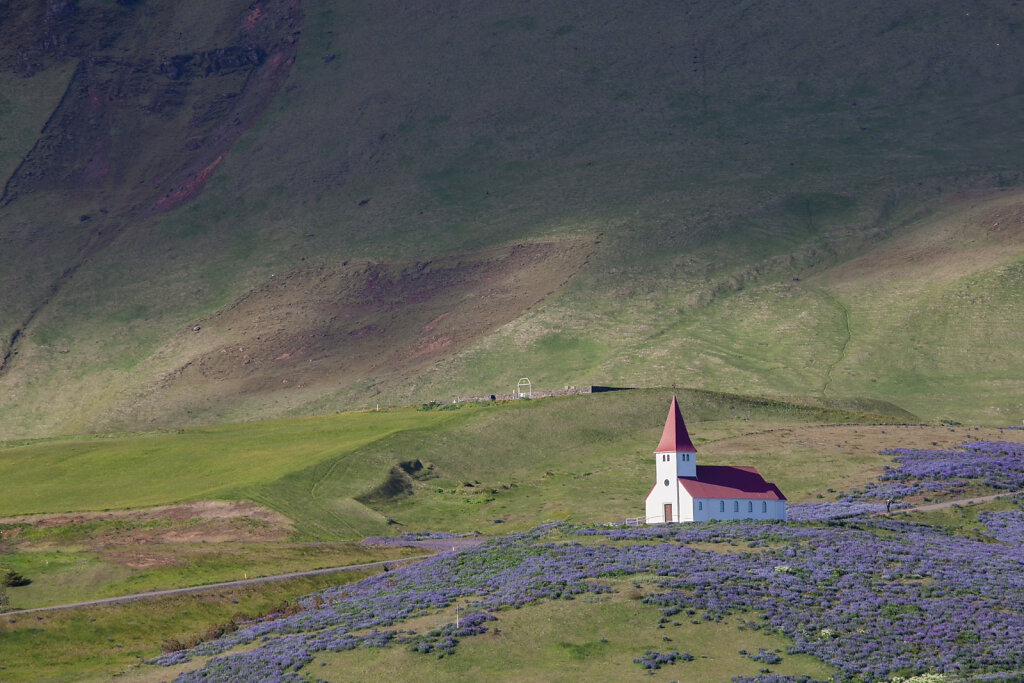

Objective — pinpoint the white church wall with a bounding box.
[678,488,695,522]
[646,495,786,524]
[696,497,786,522]
[692,496,710,522]
[645,478,686,523]
[647,486,787,524]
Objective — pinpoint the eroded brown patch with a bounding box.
[821,189,1024,291]
[100,551,182,569]
[169,237,595,396]
[0,499,291,541]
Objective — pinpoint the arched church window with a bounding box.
[719,500,725,512]
[733,500,739,512]
[762,501,768,513]
[748,501,753,513]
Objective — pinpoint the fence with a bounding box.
[454,385,629,404]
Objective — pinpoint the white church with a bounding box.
[645,396,786,523]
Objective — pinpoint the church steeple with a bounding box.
[656,395,696,453]
[655,395,697,479]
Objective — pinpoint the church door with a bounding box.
[664,503,673,523]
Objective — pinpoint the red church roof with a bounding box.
[655,395,696,452]
[678,465,787,500]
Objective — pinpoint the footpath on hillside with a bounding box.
[879,489,1024,515]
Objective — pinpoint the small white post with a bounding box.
[455,604,460,628]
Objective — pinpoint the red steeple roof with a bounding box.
[656,395,696,452]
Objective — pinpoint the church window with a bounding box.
[748,501,753,513]
[733,500,739,512]
[664,479,670,487]
[698,501,703,510]
[719,500,725,512]
[762,501,768,513]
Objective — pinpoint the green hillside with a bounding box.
[1,1,1023,437]
[0,389,915,533]
[0,388,931,616]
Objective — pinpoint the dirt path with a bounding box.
[881,490,1024,515]
[1,535,493,617]
[0,555,433,617]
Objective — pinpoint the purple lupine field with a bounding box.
[154,440,1024,682]
[833,439,1024,505]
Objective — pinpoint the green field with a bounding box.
[0,409,457,516]
[0,570,385,683]
[0,530,422,610]
[0,389,910,531]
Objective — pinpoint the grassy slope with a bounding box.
[0,65,77,189]
[0,570,383,683]
[1,2,1023,437]
[0,535,421,610]
[0,409,457,516]
[271,389,906,539]
[0,390,912,538]
[411,190,1024,425]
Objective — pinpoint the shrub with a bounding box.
[1,568,30,587]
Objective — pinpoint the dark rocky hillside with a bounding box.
[1,1,1023,436]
